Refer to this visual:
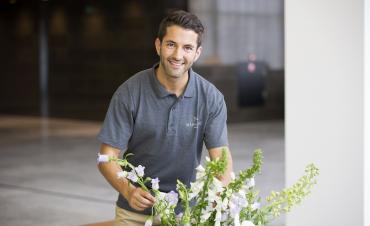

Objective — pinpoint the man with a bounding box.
[97,10,233,226]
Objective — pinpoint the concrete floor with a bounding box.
[0,116,284,226]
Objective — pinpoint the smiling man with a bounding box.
[97,10,233,226]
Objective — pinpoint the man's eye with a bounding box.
[184,46,195,52]
[167,43,175,48]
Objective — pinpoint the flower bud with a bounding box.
[97,153,109,163]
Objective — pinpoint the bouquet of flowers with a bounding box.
[98,149,319,226]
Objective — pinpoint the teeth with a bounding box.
[169,60,182,66]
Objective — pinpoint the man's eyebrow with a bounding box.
[184,44,195,48]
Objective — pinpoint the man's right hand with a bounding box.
[98,144,156,211]
[126,185,156,211]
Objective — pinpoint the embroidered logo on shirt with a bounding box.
[186,116,201,129]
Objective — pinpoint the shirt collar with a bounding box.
[183,68,195,98]
[150,63,195,98]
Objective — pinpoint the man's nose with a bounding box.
[172,47,183,60]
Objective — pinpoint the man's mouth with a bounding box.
[168,59,183,67]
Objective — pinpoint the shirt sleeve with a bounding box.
[204,95,229,149]
[97,87,134,151]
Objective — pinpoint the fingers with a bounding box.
[141,190,156,203]
[128,187,155,211]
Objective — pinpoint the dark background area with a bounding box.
[0,0,284,122]
[0,0,187,120]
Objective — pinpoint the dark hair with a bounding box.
[157,10,204,48]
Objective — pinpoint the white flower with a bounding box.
[117,171,128,179]
[195,165,206,180]
[195,165,205,172]
[230,171,236,180]
[144,217,153,226]
[215,210,222,221]
[205,156,211,162]
[151,177,160,190]
[189,181,204,199]
[207,189,219,203]
[241,185,250,194]
[199,203,214,223]
[241,220,255,226]
[251,202,260,210]
[200,211,212,223]
[97,153,109,163]
[221,212,228,222]
[229,192,248,217]
[127,170,138,182]
[234,214,240,226]
[246,177,255,188]
[212,178,224,193]
[134,165,145,177]
[222,197,229,210]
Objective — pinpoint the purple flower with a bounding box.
[165,191,179,206]
[97,153,109,163]
[135,165,145,177]
[127,170,138,182]
[117,171,128,179]
[229,192,248,217]
[151,177,160,190]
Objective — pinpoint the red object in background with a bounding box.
[247,62,256,73]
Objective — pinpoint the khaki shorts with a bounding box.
[114,206,162,226]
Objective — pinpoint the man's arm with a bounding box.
[208,146,234,186]
[97,143,155,211]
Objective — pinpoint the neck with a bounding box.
[155,67,189,97]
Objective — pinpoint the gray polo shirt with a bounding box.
[97,63,228,215]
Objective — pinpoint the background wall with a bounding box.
[365,1,370,225]
[0,0,187,120]
[189,0,284,69]
[0,0,284,122]
[285,0,368,225]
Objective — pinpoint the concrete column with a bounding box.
[286,0,369,225]
[364,1,370,225]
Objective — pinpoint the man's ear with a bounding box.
[194,46,202,62]
[155,38,161,56]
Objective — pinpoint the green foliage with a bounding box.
[108,149,319,226]
[226,149,262,194]
[177,180,191,225]
[191,148,228,224]
[263,164,319,220]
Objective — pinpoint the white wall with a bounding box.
[364,0,370,225]
[285,0,367,225]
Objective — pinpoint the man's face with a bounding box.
[155,25,202,79]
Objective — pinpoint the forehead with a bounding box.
[163,25,198,46]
